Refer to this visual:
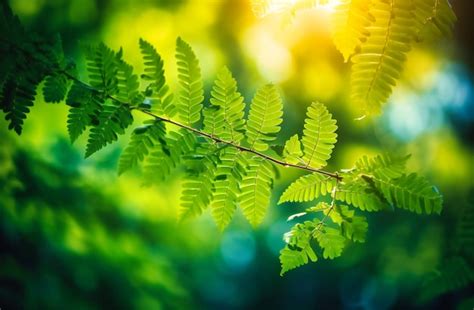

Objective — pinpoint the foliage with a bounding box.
[252,0,457,115]
[0,135,191,309]
[0,1,446,276]
[418,203,474,303]
[331,0,372,62]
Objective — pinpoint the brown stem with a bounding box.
[60,70,342,180]
[312,179,340,236]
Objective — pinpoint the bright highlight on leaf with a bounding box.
[279,173,334,203]
[176,37,204,126]
[252,0,457,115]
[139,38,175,116]
[210,67,246,143]
[246,84,283,151]
[283,134,303,164]
[302,102,338,169]
[331,0,372,62]
[240,157,275,227]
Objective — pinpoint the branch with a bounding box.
[312,179,340,236]
[60,71,342,180]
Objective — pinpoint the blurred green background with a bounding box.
[0,0,473,308]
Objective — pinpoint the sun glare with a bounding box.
[253,0,341,17]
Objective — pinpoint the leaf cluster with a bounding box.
[0,2,446,276]
[251,0,457,114]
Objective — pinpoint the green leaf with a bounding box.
[335,181,386,212]
[280,221,318,275]
[210,66,246,142]
[115,54,142,105]
[279,245,317,276]
[143,130,196,184]
[118,120,166,175]
[351,0,414,114]
[85,103,133,157]
[342,215,368,242]
[355,154,409,179]
[210,148,244,230]
[413,0,457,42]
[372,173,443,214]
[85,43,119,96]
[239,156,274,227]
[43,74,69,103]
[142,145,175,183]
[178,153,216,221]
[418,256,474,303]
[179,175,214,221]
[301,102,337,169]
[315,227,346,259]
[3,76,38,135]
[331,0,372,62]
[202,106,225,138]
[246,84,283,151]
[323,203,354,225]
[139,38,175,116]
[66,82,103,143]
[279,173,335,204]
[175,37,204,126]
[283,134,303,164]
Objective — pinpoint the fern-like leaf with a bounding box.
[43,73,69,103]
[118,120,166,175]
[315,227,346,259]
[279,245,317,276]
[418,256,474,303]
[210,148,244,230]
[179,155,216,222]
[65,82,102,143]
[342,215,368,242]
[85,103,133,157]
[175,37,204,126]
[246,84,283,151]
[143,145,175,183]
[413,0,456,42]
[3,76,38,135]
[335,181,386,211]
[115,54,142,105]
[239,156,275,227]
[202,106,225,138]
[351,0,414,114]
[85,43,119,96]
[372,173,443,214]
[280,221,318,275]
[139,38,175,116]
[331,0,372,62]
[143,130,196,184]
[301,102,337,169]
[210,66,246,142]
[283,134,303,164]
[355,153,409,179]
[279,173,335,204]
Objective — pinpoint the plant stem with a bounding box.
[61,71,342,181]
[138,109,341,180]
[312,180,340,236]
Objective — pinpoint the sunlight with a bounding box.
[252,0,342,17]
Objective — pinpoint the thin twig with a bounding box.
[138,109,342,180]
[312,179,340,236]
[60,68,342,180]
[4,34,342,180]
